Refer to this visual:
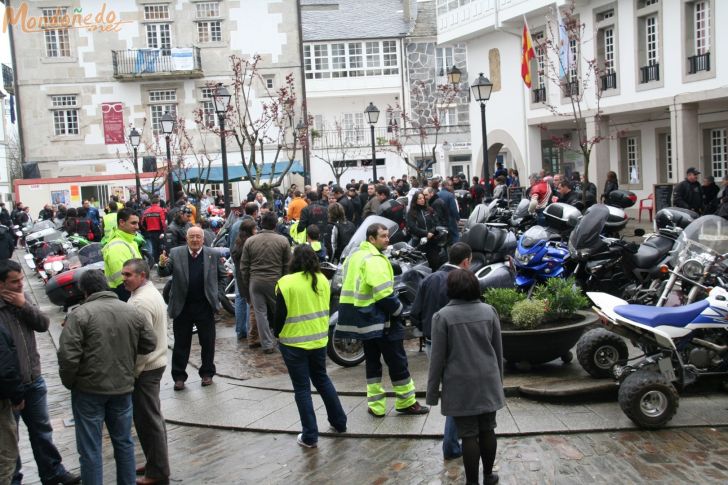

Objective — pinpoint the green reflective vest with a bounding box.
[102,228,142,288]
[102,212,117,240]
[340,241,394,308]
[276,271,330,349]
[289,221,308,245]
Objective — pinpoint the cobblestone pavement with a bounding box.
[18,329,728,484]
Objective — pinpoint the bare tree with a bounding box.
[6,131,22,185]
[538,2,622,203]
[205,55,303,197]
[115,118,170,199]
[311,120,365,185]
[388,80,462,184]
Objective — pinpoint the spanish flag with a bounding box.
[521,21,536,88]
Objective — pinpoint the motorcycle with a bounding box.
[656,214,728,307]
[45,243,105,310]
[584,189,636,238]
[461,222,516,290]
[327,216,431,367]
[513,203,581,294]
[587,279,728,429]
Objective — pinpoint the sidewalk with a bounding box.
[23,249,728,441]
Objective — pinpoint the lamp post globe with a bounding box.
[129,128,142,203]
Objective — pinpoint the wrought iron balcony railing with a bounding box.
[601,72,617,90]
[640,63,660,83]
[688,53,710,74]
[112,47,203,80]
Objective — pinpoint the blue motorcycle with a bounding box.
[513,203,581,294]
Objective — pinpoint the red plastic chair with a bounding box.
[638,193,654,222]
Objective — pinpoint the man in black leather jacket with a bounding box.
[673,167,704,214]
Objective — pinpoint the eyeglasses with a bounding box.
[101,103,123,113]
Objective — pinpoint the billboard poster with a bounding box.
[102,102,125,144]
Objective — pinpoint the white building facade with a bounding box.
[437,0,727,202]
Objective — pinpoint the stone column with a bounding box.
[585,115,610,198]
[670,103,700,179]
[526,125,542,178]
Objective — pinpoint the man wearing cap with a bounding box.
[332,186,354,222]
[673,167,704,214]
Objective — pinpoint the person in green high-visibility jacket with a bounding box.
[102,208,141,302]
[273,245,347,448]
[337,222,430,417]
[100,201,119,244]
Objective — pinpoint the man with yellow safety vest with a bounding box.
[273,245,347,448]
[337,222,430,417]
[101,201,119,243]
[102,208,141,302]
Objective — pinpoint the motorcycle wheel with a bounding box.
[618,370,679,429]
[576,328,629,378]
[326,325,365,367]
[219,291,235,315]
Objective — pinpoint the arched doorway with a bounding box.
[473,129,524,182]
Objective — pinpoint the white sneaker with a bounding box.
[296,433,317,448]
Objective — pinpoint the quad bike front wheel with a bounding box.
[618,370,679,429]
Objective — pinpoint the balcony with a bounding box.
[310,125,470,150]
[688,53,710,74]
[2,64,13,94]
[639,63,660,84]
[600,72,617,91]
[562,81,579,98]
[532,87,546,103]
[112,47,203,81]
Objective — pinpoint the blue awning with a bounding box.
[174,161,303,182]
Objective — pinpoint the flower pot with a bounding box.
[501,310,599,368]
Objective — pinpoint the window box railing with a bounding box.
[532,87,546,103]
[640,63,660,83]
[112,47,203,79]
[600,72,617,90]
[688,53,710,74]
[562,81,579,97]
[309,125,470,149]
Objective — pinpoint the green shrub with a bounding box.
[532,277,589,320]
[483,288,525,323]
[511,299,547,330]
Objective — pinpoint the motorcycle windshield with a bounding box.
[671,215,728,266]
[340,216,398,260]
[513,199,530,218]
[29,220,56,233]
[569,204,608,250]
[520,226,549,248]
[77,243,103,266]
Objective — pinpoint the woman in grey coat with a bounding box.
[426,269,504,485]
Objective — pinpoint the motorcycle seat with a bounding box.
[628,236,674,268]
[614,299,709,327]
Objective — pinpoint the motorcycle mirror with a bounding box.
[634,228,645,237]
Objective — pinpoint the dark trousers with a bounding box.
[363,338,410,383]
[13,376,68,484]
[147,231,163,263]
[133,366,169,480]
[172,308,216,382]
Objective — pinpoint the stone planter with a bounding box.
[502,310,599,368]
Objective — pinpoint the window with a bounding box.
[666,134,673,181]
[263,75,274,89]
[51,95,78,135]
[711,129,727,179]
[200,87,216,128]
[342,113,365,144]
[436,47,454,75]
[440,106,458,129]
[149,90,177,135]
[694,1,709,55]
[534,32,546,89]
[303,41,398,79]
[42,8,70,57]
[146,23,171,56]
[604,28,615,73]
[196,2,222,43]
[197,21,221,43]
[646,16,658,65]
[626,137,640,184]
[144,4,170,20]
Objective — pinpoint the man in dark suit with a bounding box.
[158,226,226,391]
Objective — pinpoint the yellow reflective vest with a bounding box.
[340,241,394,307]
[102,228,142,288]
[276,271,330,349]
[289,221,308,245]
[102,212,117,241]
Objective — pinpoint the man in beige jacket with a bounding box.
[123,259,170,485]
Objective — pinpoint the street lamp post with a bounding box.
[129,128,141,204]
[471,73,493,196]
[212,83,232,216]
[364,102,380,183]
[160,112,176,204]
[447,65,462,86]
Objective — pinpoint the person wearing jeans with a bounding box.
[273,245,347,447]
[58,269,156,484]
[71,392,135,485]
